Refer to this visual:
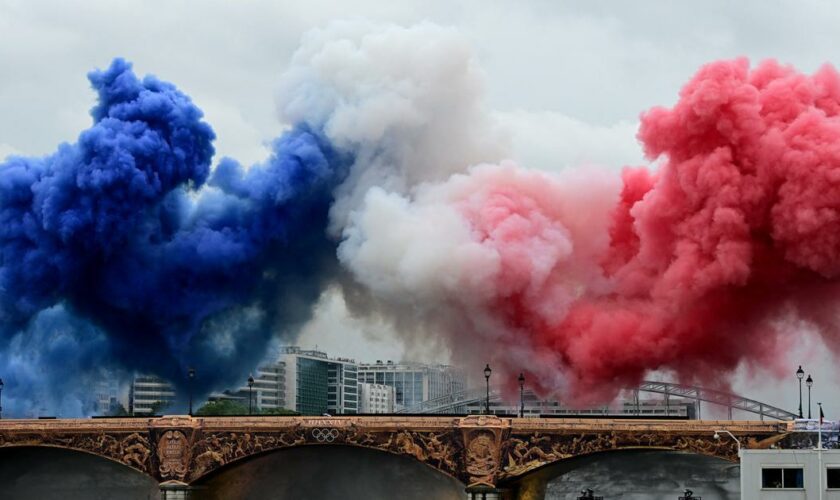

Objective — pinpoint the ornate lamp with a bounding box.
[796,365,804,418]
[188,368,196,416]
[483,364,492,415]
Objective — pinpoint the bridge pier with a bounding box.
[159,480,194,500]
[465,485,511,500]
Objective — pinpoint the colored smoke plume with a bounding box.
[0,58,352,414]
[0,22,504,415]
[340,58,840,404]
[4,20,840,414]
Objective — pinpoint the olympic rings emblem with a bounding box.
[311,428,340,443]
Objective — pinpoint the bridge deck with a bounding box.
[0,415,789,436]
[0,416,790,488]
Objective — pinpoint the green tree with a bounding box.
[195,400,248,416]
[259,407,299,416]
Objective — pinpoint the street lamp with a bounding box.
[0,377,4,420]
[796,365,804,418]
[188,367,196,416]
[806,374,813,419]
[518,372,525,418]
[483,364,492,415]
[247,374,255,415]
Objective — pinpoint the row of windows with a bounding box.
[762,467,840,489]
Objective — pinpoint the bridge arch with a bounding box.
[189,443,466,500]
[0,445,159,500]
[186,424,468,485]
[497,424,755,482]
[504,448,739,499]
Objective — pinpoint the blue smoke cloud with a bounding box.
[0,59,351,416]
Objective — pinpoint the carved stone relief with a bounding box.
[157,430,190,480]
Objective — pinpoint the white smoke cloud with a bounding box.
[276,20,509,234]
[278,21,629,383]
[337,161,620,389]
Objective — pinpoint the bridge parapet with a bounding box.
[0,416,788,491]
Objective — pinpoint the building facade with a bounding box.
[359,382,396,413]
[129,375,175,415]
[279,347,358,415]
[357,360,465,409]
[327,358,358,415]
[741,448,840,499]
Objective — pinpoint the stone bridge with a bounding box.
[0,415,789,498]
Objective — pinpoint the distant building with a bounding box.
[279,347,358,415]
[129,375,175,415]
[357,360,465,409]
[359,382,396,414]
[327,357,358,415]
[95,379,128,415]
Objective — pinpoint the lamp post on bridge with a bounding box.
[797,365,804,419]
[483,364,491,415]
[806,374,813,419]
[0,377,4,420]
[518,372,525,418]
[247,374,255,415]
[188,367,196,417]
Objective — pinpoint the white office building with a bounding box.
[359,382,396,414]
[357,360,465,409]
[741,448,840,498]
[95,379,129,415]
[129,375,176,415]
[327,357,358,415]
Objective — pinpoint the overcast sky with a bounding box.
[3,0,840,417]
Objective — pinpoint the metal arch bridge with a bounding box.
[396,380,798,421]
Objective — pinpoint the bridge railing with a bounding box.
[396,380,797,421]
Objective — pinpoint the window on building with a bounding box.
[827,468,840,488]
[762,467,804,489]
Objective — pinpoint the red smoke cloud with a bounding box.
[342,58,840,404]
[491,59,840,402]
